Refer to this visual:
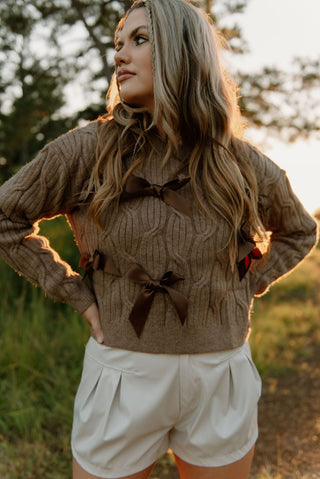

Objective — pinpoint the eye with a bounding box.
[114,33,149,52]
[134,34,148,46]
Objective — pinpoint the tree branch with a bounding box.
[70,0,113,81]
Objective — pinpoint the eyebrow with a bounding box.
[116,25,148,47]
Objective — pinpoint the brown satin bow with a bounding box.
[120,174,193,217]
[126,264,188,337]
[79,250,121,277]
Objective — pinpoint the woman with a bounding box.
[0,1,317,478]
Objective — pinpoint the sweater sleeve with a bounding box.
[0,123,98,313]
[248,145,318,296]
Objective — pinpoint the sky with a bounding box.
[231,0,320,214]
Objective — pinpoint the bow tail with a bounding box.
[163,189,193,218]
[165,287,188,325]
[129,289,155,337]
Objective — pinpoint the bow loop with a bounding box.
[126,264,188,337]
[121,174,192,217]
[126,263,152,284]
[164,177,191,191]
[160,270,184,286]
[237,237,262,281]
[124,175,150,195]
[79,250,121,277]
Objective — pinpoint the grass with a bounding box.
[250,247,320,377]
[0,217,87,478]
[0,278,88,478]
[0,216,319,478]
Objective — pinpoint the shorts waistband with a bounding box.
[85,336,250,369]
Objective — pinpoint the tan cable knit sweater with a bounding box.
[0,121,317,353]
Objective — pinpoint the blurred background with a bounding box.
[0,1,319,478]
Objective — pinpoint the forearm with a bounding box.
[0,217,95,313]
[248,145,318,296]
[252,223,318,296]
[0,122,98,313]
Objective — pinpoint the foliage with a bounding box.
[237,58,320,142]
[1,0,319,182]
[0,277,87,478]
[0,0,77,179]
[250,247,320,377]
[39,216,80,270]
[0,217,86,478]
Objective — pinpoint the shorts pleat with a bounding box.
[170,342,261,466]
[71,339,172,478]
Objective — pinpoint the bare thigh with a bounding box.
[73,458,155,479]
[174,446,255,479]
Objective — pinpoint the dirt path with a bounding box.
[252,361,320,478]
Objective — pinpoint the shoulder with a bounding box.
[235,138,284,189]
[0,121,100,204]
[45,120,99,161]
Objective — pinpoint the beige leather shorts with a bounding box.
[71,337,261,478]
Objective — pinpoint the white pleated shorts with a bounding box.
[71,337,261,478]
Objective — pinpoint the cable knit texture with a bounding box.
[0,121,317,353]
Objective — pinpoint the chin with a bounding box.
[121,97,153,112]
[120,90,153,110]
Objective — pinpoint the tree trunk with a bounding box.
[71,0,113,81]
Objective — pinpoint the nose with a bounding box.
[114,45,130,66]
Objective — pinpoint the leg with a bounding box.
[174,446,255,479]
[73,457,155,479]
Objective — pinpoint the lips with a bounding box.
[117,70,136,83]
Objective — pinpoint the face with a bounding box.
[114,8,154,113]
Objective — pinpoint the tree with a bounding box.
[0,0,129,179]
[237,59,320,141]
[0,0,79,179]
[0,0,319,181]
[208,0,320,141]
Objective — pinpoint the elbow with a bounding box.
[303,215,319,257]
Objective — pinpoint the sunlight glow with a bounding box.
[237,0,320,214]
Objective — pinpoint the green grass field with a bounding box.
[0,216,319,478]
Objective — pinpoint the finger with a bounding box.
[82,303,104,344]
[89,316,104,344]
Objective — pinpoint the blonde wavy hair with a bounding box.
[86,0,266,264]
